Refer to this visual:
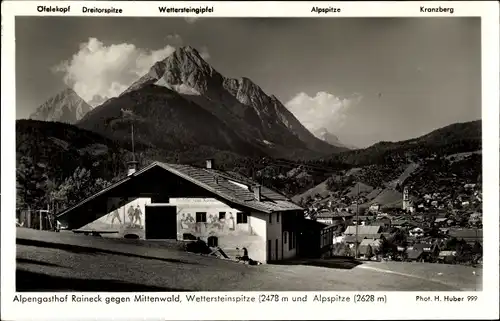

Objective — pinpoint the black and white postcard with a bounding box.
[1,1,499,320]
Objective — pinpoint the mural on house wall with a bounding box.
[172,198,251,239]
[80,197,151,235]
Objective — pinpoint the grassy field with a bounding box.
[15,228,481,292]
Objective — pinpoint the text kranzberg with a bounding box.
[420,6,454,14]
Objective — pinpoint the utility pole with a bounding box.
[355,182,360,259]
[131,121,136,163]
[122,108,139,175]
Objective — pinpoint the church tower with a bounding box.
[402,186,414,212]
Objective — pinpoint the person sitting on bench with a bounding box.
[236,247,250,261]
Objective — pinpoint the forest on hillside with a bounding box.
[15,119,482,213]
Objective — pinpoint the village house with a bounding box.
[56,160,306,264]
[369,203,380,213]
[433,217,448,228]
[380,231,397,243]
[406,242,440,262]
[298,219,336,258]
[409,227,425,238]
[391,219,408,229]
[357,238,382,259]
[352,215,372,226]
[315,211,353,226]
[437,250,457,264]
[468,212,482,226]
[343,225,382,248]
[371,218,391,231]
[448,228,483,245]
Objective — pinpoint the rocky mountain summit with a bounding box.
[79,46,346,159]
[29,88,92,124]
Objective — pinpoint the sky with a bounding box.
[15,17,481,148]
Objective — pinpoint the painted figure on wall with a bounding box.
[186,213,195,225]
[127,205,135,227]
[134,205,143,228]
[179,213,188,230]
[208,214,222,231]
[219,213,226,232]
[227,212,235,231]
[110,206,122,226]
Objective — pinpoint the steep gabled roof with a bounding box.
[344,234,382,243]
[407,249,424,260]
[448,228,483,240]
[57,161,302,218]
[344,225,382,235]
[153,162,301,213]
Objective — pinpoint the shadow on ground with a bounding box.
[17,258,66,269]
[16,269,190,292]
[273,256,363,270]
[16,238,198,266]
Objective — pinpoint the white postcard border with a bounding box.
[1,1,499,320]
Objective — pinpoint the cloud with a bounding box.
[53,36,208,107]
[184,17,200,24]
[164,34,183,46]
[199,46,211,60]
[285,91,362,133]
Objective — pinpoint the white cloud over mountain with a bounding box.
[184,17,201,24]
[53,36,210,107]
[285,91,362,134]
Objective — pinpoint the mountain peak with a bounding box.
[60,87,76,94]
[163,46,212,72]
[29,88,92,124]
[179,45,199,54]
[165,46,205,64]
[55,87,79,99]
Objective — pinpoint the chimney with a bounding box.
[254,185,261,202]
[127,161,139,176]
[206,159,214,169]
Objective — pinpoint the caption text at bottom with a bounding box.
[13,293,389,305]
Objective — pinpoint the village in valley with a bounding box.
[300,180,483,265]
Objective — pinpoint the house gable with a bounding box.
[57,162,302,230]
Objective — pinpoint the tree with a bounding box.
[471,241,482,264]
[16,156,51,210]
[365,244,373,259]
[445,237,460,250]
[52,167,111,211]
[455,241,472,264]
[379,237,398,257]
[342,244,352,257]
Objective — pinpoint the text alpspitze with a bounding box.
[311,7,341,14]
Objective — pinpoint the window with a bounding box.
[219,212,226,220]
[277,213,280,223]
[196,212,207,223]
[322,234,328,248]
[276,239,279,260]
[269,213,272,224]
[289,231,295,250]
[284,231,288,244]
[237,212,248,224]
[207,236,218,247]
